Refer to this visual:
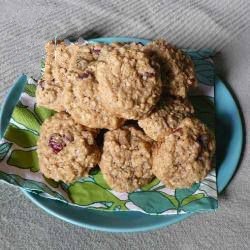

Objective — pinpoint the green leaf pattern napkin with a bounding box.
[0,49,217,215]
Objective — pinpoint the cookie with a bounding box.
[138,97,194,140]
[65,65,125,129]
[96,44,162,119]
[99,126,154,192]
[64,44,125,130]
[145,39,197,98]
[67,43,106,74]
[37,112,100,183]
[36,41,75,111]
[152,117,215,189]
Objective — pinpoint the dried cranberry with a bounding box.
[51,40,63,45]
[187,78,196,86]
[164,42,172,49]
[141,72,155,80]
[197,135,208,148]
[78,70,92,79]
[92,48,101,55]
[48,133,66,154]
[145,72,155,77]
[38,80,45,90]
[172,128,183,134]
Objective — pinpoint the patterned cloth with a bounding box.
[0,43,217,215]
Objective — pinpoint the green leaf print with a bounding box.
[190,96,215,130]
[140,178,160,191]
[175,183,200,203]
[24,84,36,97]
[185,49,214,59]
[60,182,69,192]
[181,197,218,212]
[68,182,127,210]
[43,176,59,188]
[0,142,12,161]
[181,193,205,206]
[12,106,41,134]
[0,171,66,201]
[16,101,27,108]
[193,59,215,86]
[89,167,100,175]
[7,149,39,172]
[159,192,179,208]
[34,105,56,123]
[128,191,177,214]
[92,170,110,189]
[4,125,38,147]
[184,49,215,86]
[190,96,214,113]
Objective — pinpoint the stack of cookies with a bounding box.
[36,39,215,192]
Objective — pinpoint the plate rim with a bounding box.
[0,37,244,232]
[22,190,192,233]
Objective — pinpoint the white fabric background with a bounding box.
[0,1,250,249]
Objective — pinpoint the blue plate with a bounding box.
[0,37,244,232]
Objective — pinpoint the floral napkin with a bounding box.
[0,46,217,215]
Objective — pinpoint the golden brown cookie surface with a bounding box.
[36,41,75,111]
[100,126,154,192]
[145,39,197,98]
[37,112,100,183]
[152,117,215,189]
[138,97,194,140]
[64,44,125,130]
[96,44,162,119]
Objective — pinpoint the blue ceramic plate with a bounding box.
[0,37,244,232]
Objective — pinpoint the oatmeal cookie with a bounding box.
[96,44,162,119]
[100,126,154,192]
[67,43,106,73]
[138,97,194,140]
[145,39,197,98]
[64,44,125,129]
[37,112,100,183]
[152,117,215,189]
[36,41,75,111]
